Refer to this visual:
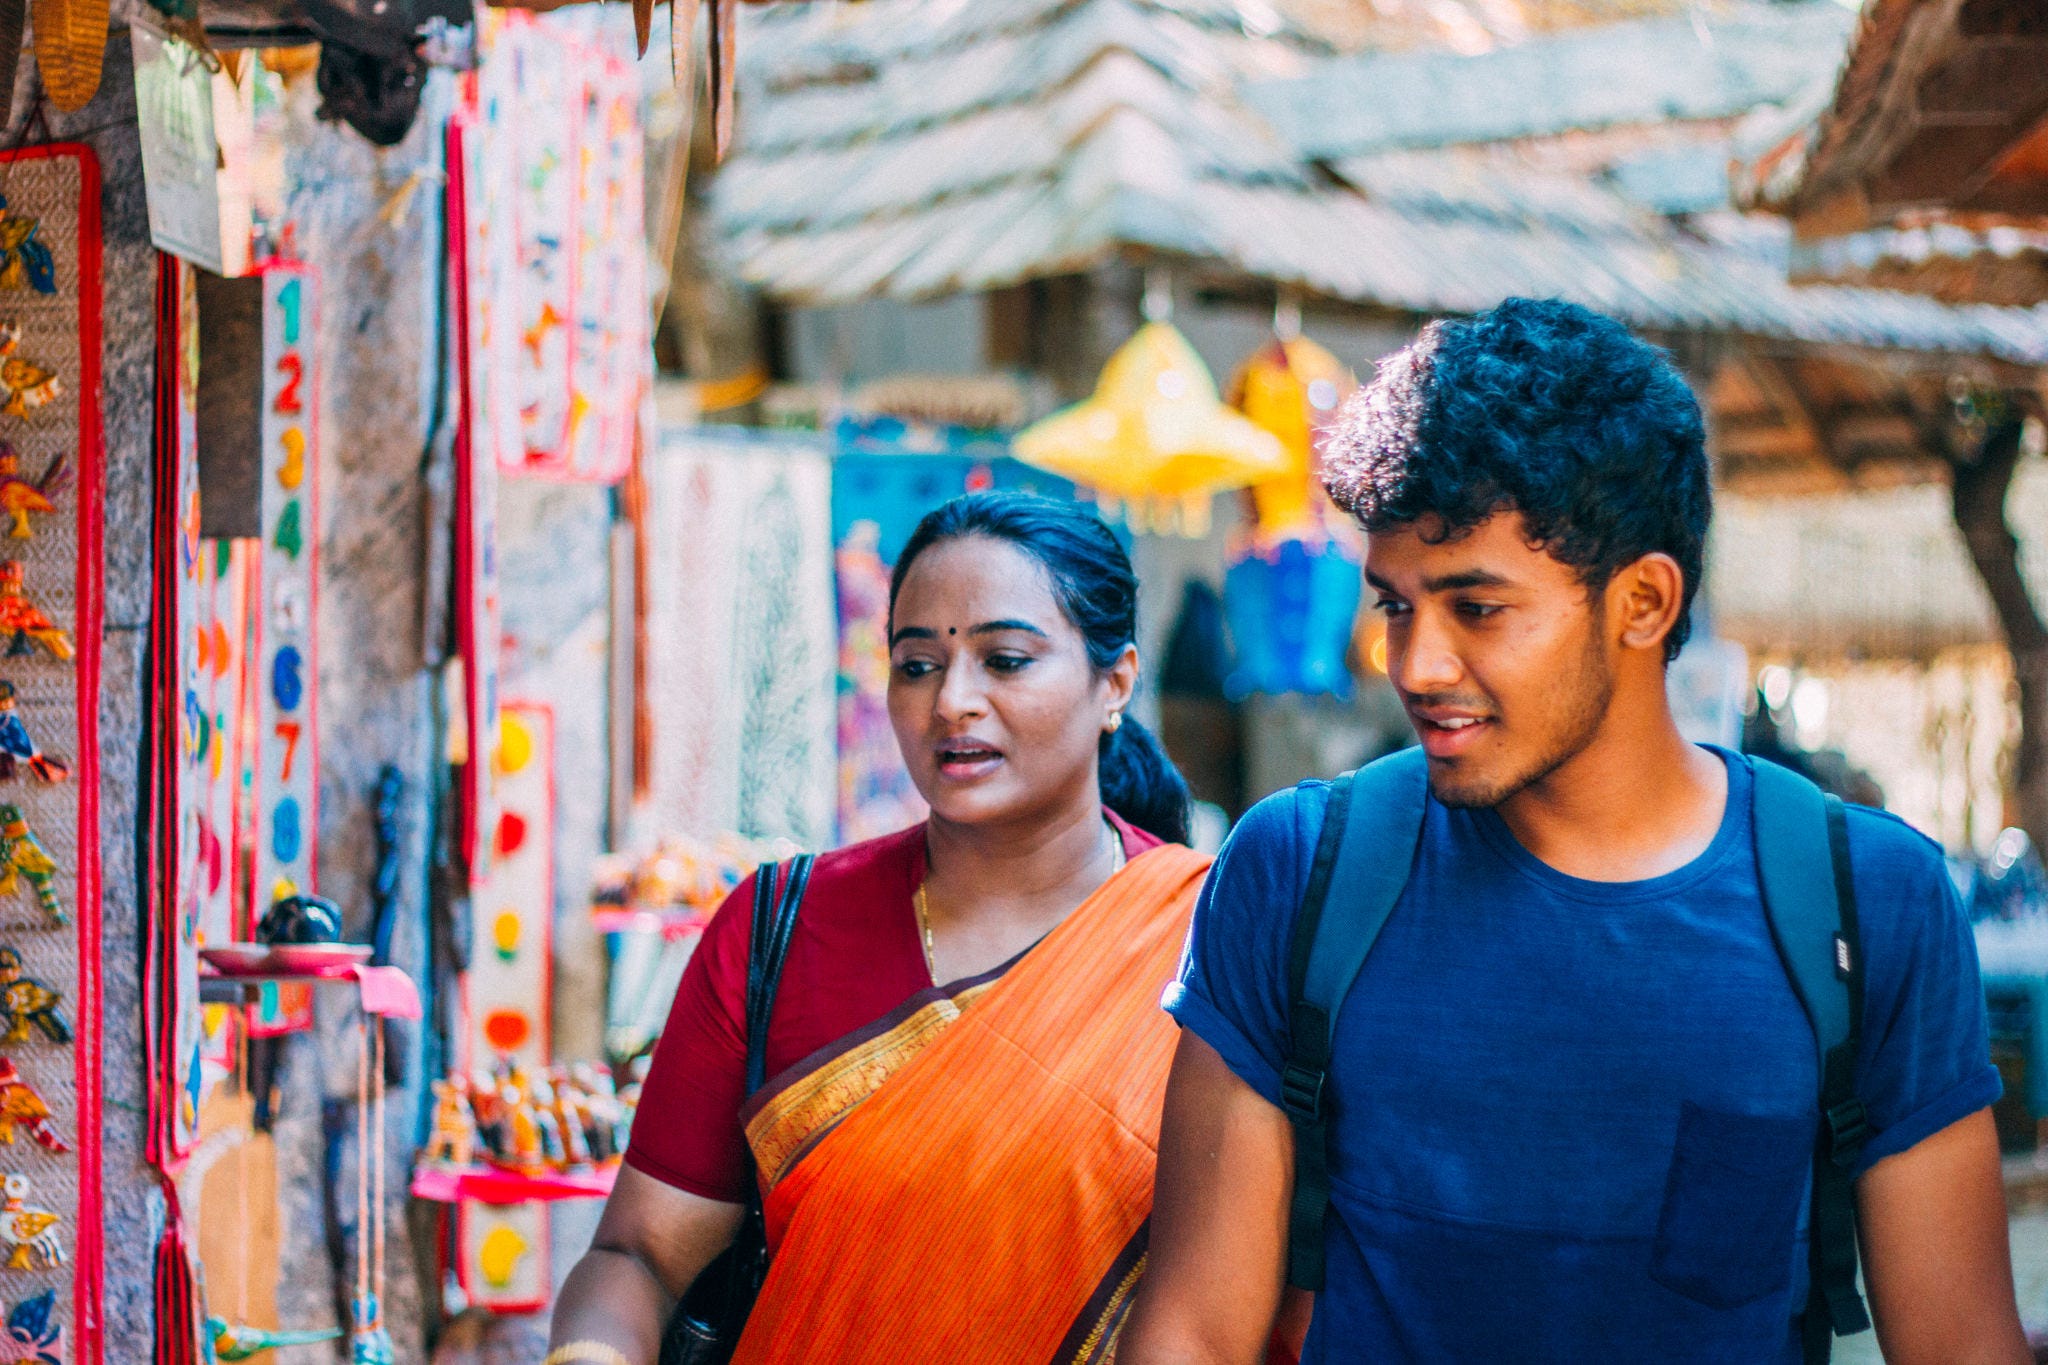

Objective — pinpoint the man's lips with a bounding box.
[1406,707,1494,758]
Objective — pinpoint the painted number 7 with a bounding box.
[275,721,301,783]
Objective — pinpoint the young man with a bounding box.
[1120,299,2027,1365]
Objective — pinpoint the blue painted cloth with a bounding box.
[1165,748,2000,1364]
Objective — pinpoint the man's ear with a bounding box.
[1609,553,1686,655]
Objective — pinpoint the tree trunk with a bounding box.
[1947,413,2048,856]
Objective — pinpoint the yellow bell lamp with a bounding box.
[1014,322,1288,536]
[1227,335,1356,546]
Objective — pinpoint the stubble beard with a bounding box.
[1427,629,1615,811]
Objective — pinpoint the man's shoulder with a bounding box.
[1231,779,1338,854]
[1839,802,1950,889]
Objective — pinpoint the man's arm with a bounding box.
[1121,1032,1296,1365]
[1857,1107,2030,1365]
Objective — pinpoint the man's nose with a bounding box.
[1390,611,1464,696]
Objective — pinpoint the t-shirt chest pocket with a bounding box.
[1649,1101,1814,1310]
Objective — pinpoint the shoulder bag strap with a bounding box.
[1283,745,1430,1290]
[1752,760,1870,1362]
[744,854,814,1097]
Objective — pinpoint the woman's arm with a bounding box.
[548,1166,747,1363]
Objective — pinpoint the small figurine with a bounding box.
[493,1080,547,1174]
[0,199,56,295]
[531,1074,586,1168]
[0,808,63,932]
[0,564,69,661]
[0,1175,62,1270]
[0,1061,65,1153]
[348,1295,394,1365]
[0,448,65,541]
[0,685,68,784]
[0,329,58,421]
[419,1077,476,1168]
[205,1317,340,1363]
[1,1288,60,1364]
[0,951,68,1046]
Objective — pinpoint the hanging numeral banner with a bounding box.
[251,263,318,923]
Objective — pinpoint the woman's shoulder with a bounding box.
[704,823,924,940]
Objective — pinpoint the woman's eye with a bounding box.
[894,658,937,679]
[985,654,1032,674]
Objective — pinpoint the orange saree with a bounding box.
[729,843,1212,1364]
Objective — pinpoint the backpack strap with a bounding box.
[1283,746,1430,1290]
[1751,760,1870,1362]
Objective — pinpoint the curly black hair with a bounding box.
[1322,298,1711,660]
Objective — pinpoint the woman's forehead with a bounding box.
[893,537,1062,626]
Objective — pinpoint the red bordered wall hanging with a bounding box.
[454,700,555,1312]
[247,262,319,1037]
[0,141,107,1365]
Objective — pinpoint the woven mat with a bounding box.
[0,142,104,1363]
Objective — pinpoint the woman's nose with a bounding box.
[934,659,988,721]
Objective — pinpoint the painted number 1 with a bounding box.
[278,277,302,346]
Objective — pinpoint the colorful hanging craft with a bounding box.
[0,1288,61,1363]
[0,1174,62,1269]
[30,0,110,113]
[350,1015,394,1364]
[455,700,554,1312]
[250,264,319,1040]
[0,1061,64,1154]
[0,447,67,539]
[0,327,59,422]
[0,141,105,1360]
[0,563,70,661]
[1013,322,1287,535]
[0,950,68,1046]
[1221,334,1364,700]
[0,686,67,783]
[0,199,56,297]
[205,1318,341,1362]
[0,808,64,929]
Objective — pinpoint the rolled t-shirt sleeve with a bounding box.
[1163,784,1327,1109]
[1849,809,2002,1173]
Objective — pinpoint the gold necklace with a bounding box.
[915,819,1125,982]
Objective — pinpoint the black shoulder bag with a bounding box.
[659,853,814,1365]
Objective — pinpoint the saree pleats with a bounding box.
[730,844,1212,1364]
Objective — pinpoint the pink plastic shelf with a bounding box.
[409,1162,619,1205]
[197,964,423,1019]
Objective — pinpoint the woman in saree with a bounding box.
[548,492,1218,1364]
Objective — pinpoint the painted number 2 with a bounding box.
[274,354,304,415]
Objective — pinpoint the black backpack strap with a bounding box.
[1752,760,1870,1362]
[744,855,813,1096]
[1283,746,1430,1290]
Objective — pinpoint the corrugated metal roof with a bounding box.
[710,0,2048,362]
[1248,2,1855,161]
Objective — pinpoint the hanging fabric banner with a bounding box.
[0,141,107,1365]
[643,428,836,847]
[456,699,554,1314]
[249,261,319,1037]
[448,117,504,887]
[460,11,641,485]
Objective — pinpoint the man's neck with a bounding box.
[1493,704,1729,883]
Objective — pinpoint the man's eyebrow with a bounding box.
[888,626,936,646]
[1363,568,1514,594]
[969,619,1048,638]
[1424,569,1512,592]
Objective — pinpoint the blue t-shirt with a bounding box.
[1165,748,1999,1364]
